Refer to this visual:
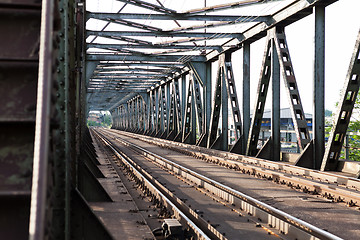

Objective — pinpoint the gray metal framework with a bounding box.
[86,0,360,176]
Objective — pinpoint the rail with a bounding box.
[97,128,343,240]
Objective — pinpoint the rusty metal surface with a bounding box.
[0,62,38,122]
[0,125,34,190]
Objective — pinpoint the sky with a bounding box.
[86,0,360,114]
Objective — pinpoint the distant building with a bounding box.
[252,108,312,144]
[228,108,313,147]
[88,112,102,124]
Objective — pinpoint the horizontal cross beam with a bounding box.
[95,67,176,73]
[87,54,206,62]
[87,43,221,50]
[86,30,242,38]
[93,73,169,77]
[87,12,269,22]
[97,62,184,67]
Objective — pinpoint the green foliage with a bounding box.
[87,113,112,128]
[339,92,360,161]
[325,109,332,117]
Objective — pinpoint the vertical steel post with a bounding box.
[191,84,197,143]
[181,74,187,133]
[166,81,171,135]
[155,87,160,132]
[314,5,325,169]
[221,71,229,151]
[243,42,251,154]
[205,62,212,133]
[271,38,281,161]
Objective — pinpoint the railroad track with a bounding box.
[92,127,347,240]
[105,128,360,208]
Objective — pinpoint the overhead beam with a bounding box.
[93,73,169,77]
[87,12,270,22]
[182,0,264,15]
[100,18,163,32]
[205,0,337,62]
[90,77,162,81]
[86,54,206,62]
[95,68,176,73]
[96,63,184,67]
[115,0,177,15]
[87,43,221,50]
[86,30,242,38]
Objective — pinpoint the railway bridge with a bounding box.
[1,0,360,239]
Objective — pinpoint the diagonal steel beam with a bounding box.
[115,0,177,15]
[100,18,163,32]
[182,0,264,15]
[273,27,310,150]
[246,37,272,156]
[321,29,360,171]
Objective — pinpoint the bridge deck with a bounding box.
[91,128,360,240]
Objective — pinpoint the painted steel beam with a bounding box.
[90,77,163,81]
[86,30,242,38]
[271,38,280,161]
[97,63,184,67]
[182,78,193,142]
[182,0,264,15]
[95,68,175,73]
[99,18,163,32]
[87,89,146,93]
[88,43,220,50]
[322,29,360,171]
[87,12,270,22]
[115,0,177,15]
[93,73,169,77]
[86,54,206,62]
[273,27,310,150]
[207,63,223,148]
[173,78,182,133]
[96,35,153,45]
[205,0,336,62]
[242,42,251,153]
[313,5,325,170]
[246,37,272,156]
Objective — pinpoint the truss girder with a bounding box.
[173,78,182,133]
[273,28,310,150]
[223,54,242,140]
[182,78,193,141]
[246,37,272,156]
[321,29,360,171]
[207,63,223,148]
[190,71,204,135]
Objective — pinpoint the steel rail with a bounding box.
[118,129,360,191]
[92,129,213,240]
[121,129,360,206]
[99,128,343,240]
